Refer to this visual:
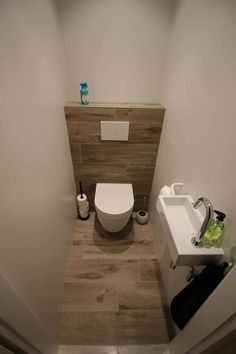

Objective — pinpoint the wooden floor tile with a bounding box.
[59,346,117,354]
[58,282,118,312]
[74,214,154,243]
[56,212,172,346]
[132,221,155,241]
[73,214,95,241]
[72,215,157,260]
[117,345,167,354]
[118,282,166,312]
[83,239,156,260]
[68,241,83,259]
[64,259,141,282]
[139,260,162,281]
[55,310,170,345]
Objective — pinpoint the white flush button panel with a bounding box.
[101,121,129,141]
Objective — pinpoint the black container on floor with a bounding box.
[170,263,228,330]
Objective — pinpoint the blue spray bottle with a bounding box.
[80,81,89,105]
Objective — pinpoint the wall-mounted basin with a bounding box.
[156,195,224,266]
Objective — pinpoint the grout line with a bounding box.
[56,308,167,312]
[65,258,158,261]
[56,310,170,321]
[62,280,162,283]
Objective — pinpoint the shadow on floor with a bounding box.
[92,215,135,254]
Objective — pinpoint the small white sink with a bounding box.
[157,195,224,266]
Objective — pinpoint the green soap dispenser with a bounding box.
[200,219,216,248]
[211,210,226,247]
[200,210,226,248]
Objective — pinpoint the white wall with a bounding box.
[0,0,76,344]
[58,0,175,103]
[149,0,236,325]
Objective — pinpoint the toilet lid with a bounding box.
[95,183,134,215]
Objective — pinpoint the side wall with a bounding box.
[0,0,76,346]
[58,0,175,103]
[149,0,236,302]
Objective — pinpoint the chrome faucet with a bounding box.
[192,197,214,247]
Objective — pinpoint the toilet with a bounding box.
[95,183,134,232]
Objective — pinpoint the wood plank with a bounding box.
[73,163,126,180]
[73,214,133,242]
[71,219,159,262]
[117,345,167,354]
[118,282,166,312]
[55,310,170,345]
[58,345,117,354]
[65,107,116,121]
[125,163,154,195]
[83,237,157,260]
[73,215,96,241]
[65,102,165,109]
[64,259,141,282]
[67,121,100,143]
[116,108,165,123]
[139,260,162,282]
[71,144,82,163]
[68,241,83,259]
[58,282,118,312]
[129,123,162,143]
[67,120,162,145]
[73,215,154,243]
[81,144,158,164]
[131,221,155,241]
[126,163,155,179]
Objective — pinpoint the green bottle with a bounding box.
[200,219,216,248]
[200,210,226,248]
[210,210,226,247]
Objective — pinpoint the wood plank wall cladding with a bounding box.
[65,103,165,210]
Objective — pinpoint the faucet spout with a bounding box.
[192,197,214,247]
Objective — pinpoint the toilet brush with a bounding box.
[137,196,148,224]
[79,181,83,199]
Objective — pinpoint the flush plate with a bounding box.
[156,195,224,266]
[101,121,129,141]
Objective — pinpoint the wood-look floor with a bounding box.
[55,213,173,345]
[58,344,168,354]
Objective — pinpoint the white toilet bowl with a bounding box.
[95,183,134,232]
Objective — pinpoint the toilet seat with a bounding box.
[95,183,134,216]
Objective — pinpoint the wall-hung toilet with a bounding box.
[95,183,134,232]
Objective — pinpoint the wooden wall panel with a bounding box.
[65,103,165,211]
[81,144,158,164]
[116,108,164,124]
[129,123,162,144]
[67,121,100,143]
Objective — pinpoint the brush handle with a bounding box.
[79,181,84,198]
